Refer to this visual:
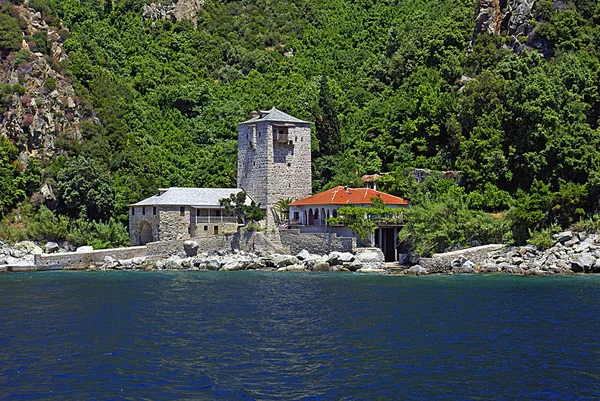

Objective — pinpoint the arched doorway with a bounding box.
[139,221,154,245]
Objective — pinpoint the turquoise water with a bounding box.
[1,272,599,400]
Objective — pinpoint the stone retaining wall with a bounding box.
[419,244,504,273]
[279,229,356,255]
[34,246,147,269]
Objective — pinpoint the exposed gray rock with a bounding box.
[454,260,476,274]
[273,254,299,268]
[312,261,331,272]
[76,246,94,253]
[354,248,385,271]
[571,253,596,273]
[44,241,59,254]
[553,231,573,243]
[220,261,242,271]
[104,256,119,269]
[206,260,221,271]
[296,249,312,260]
[183,240,199,257]
[405,265,428,276]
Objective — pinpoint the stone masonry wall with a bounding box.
[418,244,504,273]
[129,206,160,245]
[238,122,268,207]
[268,124,312,209]
[280,229,356,255]
[238,120,312,228]
[191,222,239,237]
[159,207,191,241]
[35,247,147,269]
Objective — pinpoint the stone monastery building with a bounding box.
[129,108,311,245]
[129,108,409,260]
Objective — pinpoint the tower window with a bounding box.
[180,207,185,216]
[273,126,288,143]
[142,207,145,215]
[132,208,135,216]
[153,207,157,215]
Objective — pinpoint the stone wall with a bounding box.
[159,207,191,241]
[279,229,356,255]
[191,222,239,237]
[268,124,312,211]
[129,206,160,245]
[418,244,504,273]
[238,119,312,228]
[35,247,147,269]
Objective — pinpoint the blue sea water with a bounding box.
[0,272,599,400]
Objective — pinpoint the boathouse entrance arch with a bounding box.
[139,221,154,245]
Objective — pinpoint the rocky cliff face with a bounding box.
[472,0,552,57]
[142,0,205,26]
[0,5,94,159]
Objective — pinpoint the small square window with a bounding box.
[180,207,185,216]
[204,225,208,231]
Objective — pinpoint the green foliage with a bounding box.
[1,0,600,248]
[44,77,56,91]
[0,12,22,53]
[55,156,116,221]
[0,202,128,248]
[0,137,40,219]
[326,197,405,241]
[399,184,509,256]
[31,30,49,54]
[527,224,560,250]
[219,192,265,225]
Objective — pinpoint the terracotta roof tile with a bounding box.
[289,186,409,207]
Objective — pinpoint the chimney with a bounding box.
[157,188,168,196]
[250,111,260,119]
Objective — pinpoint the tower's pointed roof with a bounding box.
[239,107,311,125]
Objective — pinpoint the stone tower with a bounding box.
[238,107,312,227]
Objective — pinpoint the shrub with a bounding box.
[0,13,22,53]
[44,77,56,91]
[526,224,560,250]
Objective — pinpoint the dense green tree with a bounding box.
[0,13,22,54]
[55,157,116,221]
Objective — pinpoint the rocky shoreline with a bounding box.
[3,231,600,275]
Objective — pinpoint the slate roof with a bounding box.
[289,186,409,207]
[129,188,251,207]
[239,107,311,125]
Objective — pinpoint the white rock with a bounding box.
[76,246,94,253]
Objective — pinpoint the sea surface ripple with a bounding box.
[1,272,599,400]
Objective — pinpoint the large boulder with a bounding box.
[14,241,43,255]
[273,254,299,268]
[296,249,312,260]
[453,260,477,274]
[206,260,221,271]
[328,251,354,265]
[312,261,331,272]
[552,231,573,244]
[44,241,59,254]
[405,265,428,276]
[220,261,242,271]
[76,246,94,253]
[351,248,385,272]
[183,240,199,257]
[571,253,596,273]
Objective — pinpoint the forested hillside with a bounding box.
[1,0,599,252]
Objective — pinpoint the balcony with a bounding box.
[194,216,238,224]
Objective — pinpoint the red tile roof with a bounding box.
[361,174,382,183]
[289,186,409,207]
